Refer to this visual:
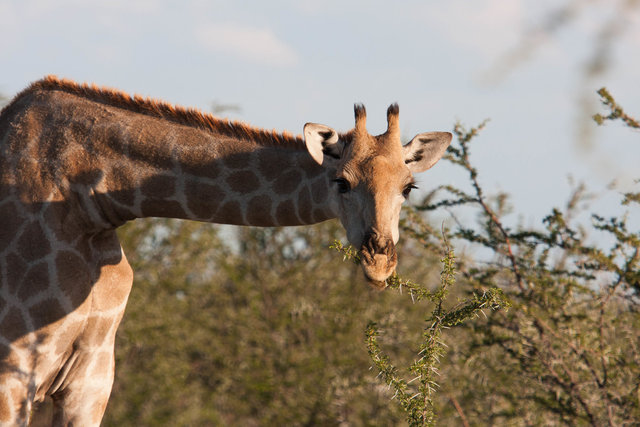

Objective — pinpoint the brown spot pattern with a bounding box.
[16,221,51,263]
[181,157,222,179]
[0,308,27,342]
[6,253,27,295]
[56,251,91,307]
[55,321,84,355]
[92,352,113,378]
[82,316,114,346]
[0,392,11,422]
[185,179,225,219]
[257,149,286,182]
[275,200,299,226]
[272,169,302,195]
[107,165,137,207]
[140,199,187,219]
[0,346,20,375]
[224,153,250,169]
[28,299,66,331]
[141,175,175,199]
[217,201,243,224]
[245,195,273,226]
[226,171,260,194]
[312,208,329,223]
[297,186,314,224]
[41,201,75,243]
[310,179,328,205]
[17,262,49,300]
[296,153,323,179]
[91,399,109,424]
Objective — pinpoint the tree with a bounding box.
[401,90,639,425]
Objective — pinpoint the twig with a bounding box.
[447,393,471,427]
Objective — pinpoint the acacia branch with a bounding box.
[453,122,527,292]
[593,87,640,130]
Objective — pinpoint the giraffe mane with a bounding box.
[15,75,313,149]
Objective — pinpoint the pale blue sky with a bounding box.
[2,0,639,229]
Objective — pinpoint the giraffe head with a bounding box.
[304,104,452,289]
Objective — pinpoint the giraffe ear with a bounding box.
[304,123,344,165]
[403,131,452,173]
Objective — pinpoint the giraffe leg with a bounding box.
[50,349,116,427]
[49,240,133,426]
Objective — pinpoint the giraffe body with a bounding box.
[0,77,450,425]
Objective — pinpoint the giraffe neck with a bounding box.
[98,128,340,227]
[3,80,339,230]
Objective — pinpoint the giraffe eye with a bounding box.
[333,178,351,194]
[403,183,417,198]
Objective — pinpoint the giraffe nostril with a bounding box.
[360,229,396,260]
[360,249,373,264]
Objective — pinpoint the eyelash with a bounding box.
[403,183,418,198]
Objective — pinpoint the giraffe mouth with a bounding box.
[363,273,390,291]
[360,229,397,290]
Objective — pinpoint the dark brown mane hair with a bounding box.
[8,76,315,149]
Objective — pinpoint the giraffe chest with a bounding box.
[1,224,133,397]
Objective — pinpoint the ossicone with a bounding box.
[354,103,367,134]
[386,103,399,136]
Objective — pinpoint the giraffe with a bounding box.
[0,76,451,425]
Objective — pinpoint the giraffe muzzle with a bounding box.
[359,229,397,290]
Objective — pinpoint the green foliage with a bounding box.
[107,220,430,425]
[593,87,640,129]
[402,91,640,425]
[594,86,640,209]
[334,236,510,426]
[363,248,509,427]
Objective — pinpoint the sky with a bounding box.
[1,0,639,233]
